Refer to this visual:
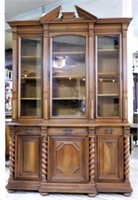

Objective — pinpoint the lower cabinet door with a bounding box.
[97,135,124,182]
[15,135,41,180]
[48,134,89,183]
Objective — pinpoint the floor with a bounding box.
[5,147,138,200]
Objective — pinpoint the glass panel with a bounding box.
[20,38,42,117]
[51,36,86,117]
[97,36,120,117]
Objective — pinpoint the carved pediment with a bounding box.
[39,5,97,24]
[75,5,97,21]
[39,6,61,23]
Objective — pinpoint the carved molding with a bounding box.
[89,23,94,37]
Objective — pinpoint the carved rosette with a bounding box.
[41,128,48,181]
[124,127,130,183]
[89,128,95,183]
[9,127,15,180]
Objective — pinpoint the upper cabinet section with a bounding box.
[8,5,132,122]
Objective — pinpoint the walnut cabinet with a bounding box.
[7,6,132,196]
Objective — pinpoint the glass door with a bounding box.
[51,35,86,118]
[96,35,120,117]
[19,37,42,117]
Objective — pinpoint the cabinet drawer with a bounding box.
[16,127,41,135]
[48,128,87,136]
[96,127,123,135]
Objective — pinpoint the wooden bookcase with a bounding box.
[6,5,132,196]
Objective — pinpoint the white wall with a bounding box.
[0,0,6,197]
[122,0,133,123]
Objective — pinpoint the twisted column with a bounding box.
[41,127,48,182]
[41,136,48,181]
[124,127,130,183]
[89,128,95,183]
[9,127,15,180]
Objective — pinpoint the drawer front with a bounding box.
[96,127,123,135]
[48,127,87,136]
[16,127,41,135]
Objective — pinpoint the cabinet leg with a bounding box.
[88,192,97,197]
[124,193,131,197]
[40,192,49,196]
[7,189,16,193]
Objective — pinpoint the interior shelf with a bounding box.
[98,73,118,77]
[98,94,119,96]
[21,56,41,59]
[21,98,41,100]
[53,51,85,55]
[98,48,118,51]
[52,75,85,78]
[21,77,41,79]
[52,97,85,100]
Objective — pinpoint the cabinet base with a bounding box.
[6,180,132,196]
[96,182,133,194]
[39,182,97,195]
[6,180,40,191]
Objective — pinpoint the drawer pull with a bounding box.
[63,129,74,135]
[105,128,114,134]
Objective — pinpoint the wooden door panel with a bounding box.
[48,136,89,182]
[15,135,41,180]
[97,136,123,181]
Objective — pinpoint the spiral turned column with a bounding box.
[41,136,48,181]
[89,128,95,183]
[9,128,15,180]
[124,127,130,183]
[41,127,48,182]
